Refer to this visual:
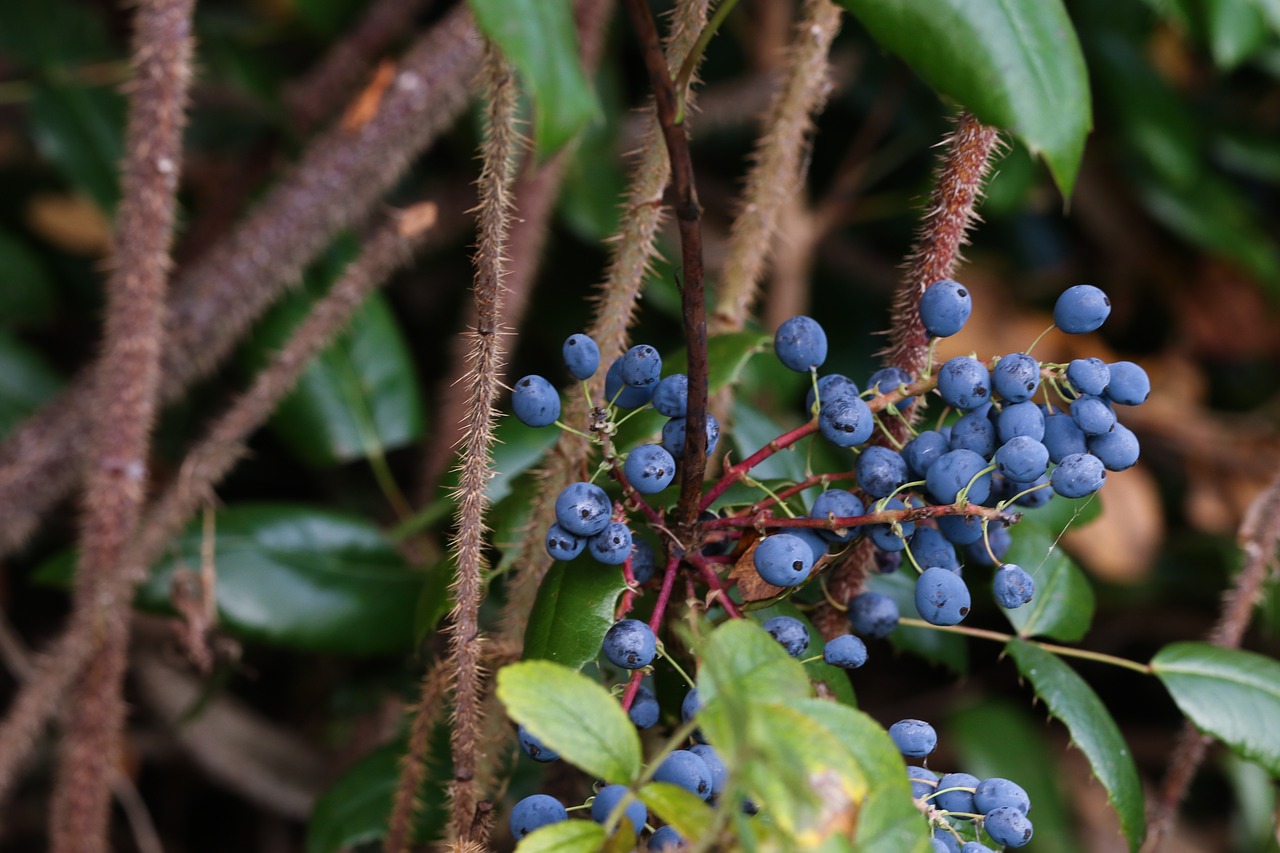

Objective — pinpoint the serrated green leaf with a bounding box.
[696,618,812,710]
[469,0,598,155]
[637,782,716,840]
[0,330,61,440]
[1007,639,1145,851]
[1152,642,1280,777]
[868,571,969,675]
[523,560,627,671]
[838,0,1091,196]
[498,660,642,783]
[1002,519,1095,641]
[515,819,607,853]
[750,602,856,706]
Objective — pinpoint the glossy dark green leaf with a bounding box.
[750,602,856,706]
[248,288,426,468]
[468,0,598,155]
[0,229,57,327]
[413,559,453,645]
[637,783,715,841]
[29,82,125,212]
[696,618,813,711]
[838,0,1091,196]
[1203,0,1269,68]
[557,64,625,242]
[1152,642,1280,776]
[515,820,607,853]
[1002,519,1095,642]
[1007,639,1145,851]
[0,331,62,439]
[497,660,642,783]
[523,560,628,671]
[730,400,808,483]
[868,571,969,675]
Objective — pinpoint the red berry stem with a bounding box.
[699,418,820,511]
[687,552,743,619]
[701,503,1015,531]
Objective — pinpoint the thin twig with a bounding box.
[385,665,453,853]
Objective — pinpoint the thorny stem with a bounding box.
[896,618,1154,676]
[687,553,743,618]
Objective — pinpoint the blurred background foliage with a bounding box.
[0,0,1278,850]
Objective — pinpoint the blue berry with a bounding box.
[753,533,814,587]
[620,344,662,388]
[933,832,961,853]
[867,497,914,551]
[605,357,654,408]
[790,527,829,565]
[857,446,910,498]
[688,745,727,796]
[915,566,972,625]
[518,725,559,762]
[965,523,1011,567]
[512,375,560,427]
[589,522,633,565]
[775,315,828,372]
[510,794,567,838]
[1070,394,1116,436]
[818,396,874,447]
[545,523,585,561]
[681,688,701,724]
[867,366,915,411]
[995,436,1050,483]
[926,449,992,505]
[889,719,937,757]
[629,685,659,728]
[1106,360,1150,405]
[949,410,996,457]
[652,373,689,417]
[806,373,859,416]
[763,615,810,657]
[1013,474,1053,508]
[904,430,950,477]
[909,526,959,572]
[985,805,1034,847]
[961,842,996,853]
[1088,423,1140,471]
[974,777,1031,815]
[810,489,864,542]
[625,444,676,494]
[563,333,601,380]
[1051,452,1106,498]
[997,401,1046,443]
[662,414,720,459]
[555,482,612,537]
[994,564,1036,609]
[654,750,713,800]
[936,513,985,545]
[919,279,973,337]
[631,538,657,585]
[992,353,1041,403]
[1067,357,1110,397]
[591,784,646,834]
[1043,409,1088,463]
[935,771,980,816]
[1054,284,1110,334]
[649,825,685,850]
[874,547,903,574]
[937,357,992,410]
[848,591,899,638]
[823,634,868,669]
[908,765,940,799]
[603,619,656,669]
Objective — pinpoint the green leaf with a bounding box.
[749,602,856,706]
[1007,639,1145,851]
[637,782,716,840]
[837,0,1091,196]
[1001,519,1095,642]
[696,618,812,711]
[0,229,57,328]
[1203,0,1269,68]
[730,400,808,483]
[29,82,125,212]
[523,559,628,671]
[868,571,969,675]
[291,0,364,36]
[468,0,598,155]
[497,660,642,784]
[1151,642,1280,777]
[0,331,62,440]
[515,820,607,853]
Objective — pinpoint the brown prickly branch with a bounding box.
[443,44,518,845]
[49,0,195,848]
[385,665,452,853]
[1143,465,1280,851]
[0,206,437,812]
[709,0,842,335]
[0,5,481,561]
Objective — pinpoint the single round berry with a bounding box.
[936,513,985,545]
[1067,357,1110,397]
[653,750,713,800]
[1054,284,1111,334]
[985,805,1034,847]
[810,489,864,543]
[857,446,910,499]
[926,449,992,505]
[997,401,1046,443]
[1088,422,1140,471]
[681,688,701,724]
[874,548,903,574]
[518,725,559,762]
[909,526,959,572]
[823,634,868,669]
[994,564,1036,609]
[625,444,676,494]
[974,777,1031,815]
[652,373,689,417]
[545,523,585,561]
[965,523,1011,567]
[554,482,612,537]
[649,825,685,851]
[753,533,814,587]
[1043,409,1088,463]
[563,333,601,380]
[848,591,899,638]
[889,719,937,757]
[1051,452,1106,498]
[603,619,657,669]
[512,375,560,427]
[591,784,646,834]
[1106,360,1150,405]
[919,279,973,337]
[1070,394,1116,436]
[688,745,727,796]
[934,771,980,817]
[1013,474,1053,508]
[510,794,567,839]
[937,357,992,410]
[933,832,961,853]
[818,396,874,447]
[763,615,810,657]
[662,414,720,459]
[915,567,972,626]
[867,366,915,411]
[605,357,654,409]
[790,527,829,565]
[961,843,996,853]
[620,344,662,388]
[992,353,1041,403]
[867,497,914,551]
[995,436,1050,483]
[904,430,951,477]
[949,410,996,457]
[806,373,859,416]
[629,685,659,729]
[589,522,633,565]
[908,765,940,799]
[775,315,829,372]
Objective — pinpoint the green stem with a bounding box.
[673,0,741,124]
[896,617,1154,675]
